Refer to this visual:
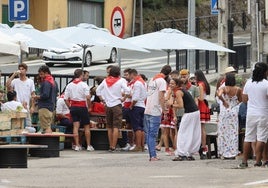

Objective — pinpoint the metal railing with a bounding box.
[0,73,95,94]
[175,44,251,74]
[154,10,267,38]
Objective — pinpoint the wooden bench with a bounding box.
[24,133,74,157]
[0,144,47,168]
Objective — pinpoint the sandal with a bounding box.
[155,146,161,151]
[150,157,160,161]
[172,156,187,161]
[187,156,195,161]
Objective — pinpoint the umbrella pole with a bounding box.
[167,50,170,65]
[18,51,22,64]
[81,45,86,70]
[118,49,121,71]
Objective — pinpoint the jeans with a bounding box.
[144,114,161,158]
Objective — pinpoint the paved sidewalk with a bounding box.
[0,150,267,188]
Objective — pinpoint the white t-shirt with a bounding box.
[145,77,167,116]
[1,100,27,112]
[56,97,70,115]
[11,78,35,108]
[243,79,268,116]
[96,78,130,107]
[64,81,90,101]
[132,80,147,108]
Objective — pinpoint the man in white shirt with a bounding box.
[64,69,94,152]
[1,91,27,113]
[7,63,35,126]
[238,62,268,168]
[56,94,73,133]
[128,69,147,152]
[96,66,130,152]
[144,65,171,161]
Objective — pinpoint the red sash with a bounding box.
[70,100,87,107]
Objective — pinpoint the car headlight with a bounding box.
[72,48,83,53]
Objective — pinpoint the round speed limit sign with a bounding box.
[110,6,125,38]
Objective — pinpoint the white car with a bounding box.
[42,45,117,67]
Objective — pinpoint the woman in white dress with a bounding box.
[217,73,242,159]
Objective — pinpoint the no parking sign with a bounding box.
[110,6,125,38]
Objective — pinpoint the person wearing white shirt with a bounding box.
[6,63,35,126]
[96,66,130,152]
[128,69,147,152]
[56,94,73,133]
[1,91,36,133]
[64,69,94,152]
[144,65,171,161]
[238,62,268,168]
[1,91,27,113]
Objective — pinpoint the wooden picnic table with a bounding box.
[24,133,74,158]
[0,144,47,168]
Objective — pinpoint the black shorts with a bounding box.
[70,107,90,127]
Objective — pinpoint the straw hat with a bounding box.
[224,66,236,74]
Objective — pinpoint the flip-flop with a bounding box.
[172,156,187,161]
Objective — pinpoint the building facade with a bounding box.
[0,0,134,37]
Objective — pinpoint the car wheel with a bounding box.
[46,63,54,67]
[84,52,92,67]
[108,48,117,63]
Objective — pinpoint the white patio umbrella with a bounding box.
[0,31,28,56]
[45,23,149,69]
[10,24,72,50]
[0,33,20,56]
[126,28,235,64]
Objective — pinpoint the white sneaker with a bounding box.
[87,145,95,152]
[74,145,82,151]
[122,143,131,151]
[129,144,136,151]
[144,144,148,151]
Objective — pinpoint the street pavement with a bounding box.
[0,50,204,79]
[0,52,258,188]
[0,150,267,188]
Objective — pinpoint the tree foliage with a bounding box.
[142,0,188,9]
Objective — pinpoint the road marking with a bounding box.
[149,175,183,179]
[0,180,10,183]
[244,179,268,186]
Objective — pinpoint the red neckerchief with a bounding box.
[133,75,145,85]
[220,78,226,85]
[72,78,82,84]
[153,73,165,81]
[106,76,120,87]
[185,81,192,90]
[44,74,55,86]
